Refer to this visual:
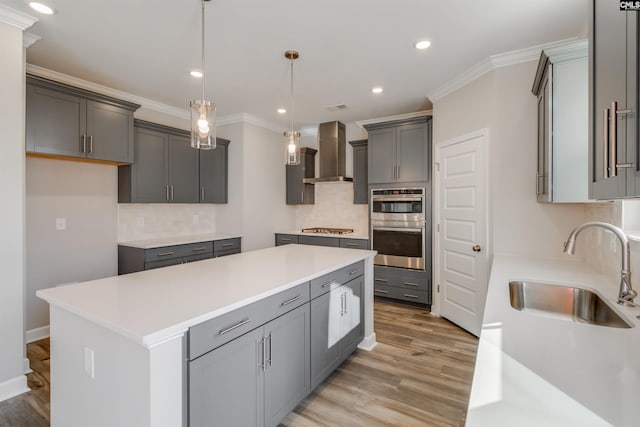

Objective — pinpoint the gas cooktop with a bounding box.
[301,227,354,235]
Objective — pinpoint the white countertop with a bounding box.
[118,233,241,249]
[38,244,375,348]
[466,255,640,427]
[277,230,369,239]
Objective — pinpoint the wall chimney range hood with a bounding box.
[303,121,353,183]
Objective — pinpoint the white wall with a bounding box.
[26,157,118,331]
[215,122,245,238]
[0,17,30,401]
[433,61,587,261]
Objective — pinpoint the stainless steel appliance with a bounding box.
[370,188,426,270]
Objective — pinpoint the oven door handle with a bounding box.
[371,196,423,202]
[372,226,424,233]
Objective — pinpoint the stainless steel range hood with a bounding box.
[303,121,353,183]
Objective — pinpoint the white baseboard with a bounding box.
[357,332,377,351]
[23,357,32,375]
[26,325,50,343]
[0,375,29,403]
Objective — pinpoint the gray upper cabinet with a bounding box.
[168,133,199,203]
[286,147,317,205]
[200,140,230,203]
[590,1,639,199]
[26,75,139,163]
[123,126,168,203]
[365,117,431,185]
[349,139,368,204]
[532,40,589,203]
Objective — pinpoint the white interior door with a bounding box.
[435,130,489,337]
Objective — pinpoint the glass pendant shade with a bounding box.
[284,131,301,165]
[190,100,216,149]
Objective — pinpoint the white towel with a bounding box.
[327,288,343,347]
[341,286,360,337]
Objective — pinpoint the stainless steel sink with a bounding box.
[508,281,633,328]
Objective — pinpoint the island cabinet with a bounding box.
[26,74,140,164]
[365,117,431,185]
[189,283,311,427]
[590,0,639,199]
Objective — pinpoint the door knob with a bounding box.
[472,244,482,252]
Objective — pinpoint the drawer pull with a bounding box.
[280,238,292,241]
[157,251,175,257]
[403,282,419,287]
[403,294,419,299]
[221,243,234,247]
[344,243,359,247]
[218,318,251,335]
[375,289,388,294]
[375,278,388,282]
[192,247,209,252]
[349,269,361,275]
[281,294,302,306]
[321,281,338,288]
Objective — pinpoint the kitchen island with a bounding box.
[37,244,376,427]
[466,256,640,426]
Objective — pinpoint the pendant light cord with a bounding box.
[201,0,206,102]
[290,58,294,133]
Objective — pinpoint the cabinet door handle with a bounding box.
[349,269,361,275]
[191,247,208,252]
[321,281,337,288]
[609,102,618,178]
[535,173,540,196]
[166,185,170,201]
[219,318,251,335]
[221,243,234,247]
[88,135,94,154]
[201,187,205,201]
[281,294,302,307]
[403,294,419,299]
[266,333,272,367]
[375,278,388,282]
[81,134,87,153]
[344,243,359,247]
[258,337,266,370]
[280,238,292,242]
[374,289,388,294]
[603,108,610,179]
[396,164,400,179]
[301,191,304,203]
[156,251,175,257]
[403,282,420,287]
[170,185,174,201]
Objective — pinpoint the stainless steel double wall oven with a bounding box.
[370,188,426,270]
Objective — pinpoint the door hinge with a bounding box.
[437,223,440,232]
[437,284,440,293]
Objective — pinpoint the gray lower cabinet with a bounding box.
[373,265,431,307]
[349,139,368,204]
[590,0,639,199]
[310,275,363,389]
[275,234,368,249]
[26,75,139,163]
[117,238,240,274]
[275,234,299,246]
[365,117,431,185]
[339,238,369,250]
[199,140,230,203]
[298,235,340,247]
[286,148,317,205]
[189,303,310,427]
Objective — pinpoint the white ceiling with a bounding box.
[5,0,588,129]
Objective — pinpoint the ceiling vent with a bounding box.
[327,104,348,111]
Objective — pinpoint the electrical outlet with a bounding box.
[84,347,95,379]
[193,214,199,225]
[136,216,144,227]
[55,218,66,231]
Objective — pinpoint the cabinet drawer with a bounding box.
[144,241,213,262]
[373,283,430,304]
[374,265,429,292]
[184,253,213,264]
[310,261,364,300]
[213,238,240,252]
[275,234,299,246]
[189,282,310,360]
[212,248,240,258]
[339,238,368,249]
[299,235,340,247]
[145,258,183,270]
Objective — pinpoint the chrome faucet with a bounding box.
[563,221,636,305]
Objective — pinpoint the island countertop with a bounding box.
[37,244,376,348]
[466,255,640,427]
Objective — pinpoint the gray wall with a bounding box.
[26,157,118,331]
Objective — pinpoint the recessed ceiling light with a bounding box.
[371,87,383,94]
[190,70,203,78]
[415,40,432,50]
[28,2,55,15]
[277,108,287,114]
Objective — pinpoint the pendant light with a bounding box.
[190,0,216,150]
[284,50,301,165]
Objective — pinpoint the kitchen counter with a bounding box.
[37,244,376,427]
[466,255,640,427]
[118,232,240,249]
[276,230,369,239]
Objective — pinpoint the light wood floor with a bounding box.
[0,301,477,427]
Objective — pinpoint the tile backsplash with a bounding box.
[295,183,368,235]
[118,204,216,241]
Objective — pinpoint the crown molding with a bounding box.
[0,4,37,30]
[427,37,580,102]
[355,110,432,130]
[23,32,40,48]
[217,113,283,133]
[543,39,588,63]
